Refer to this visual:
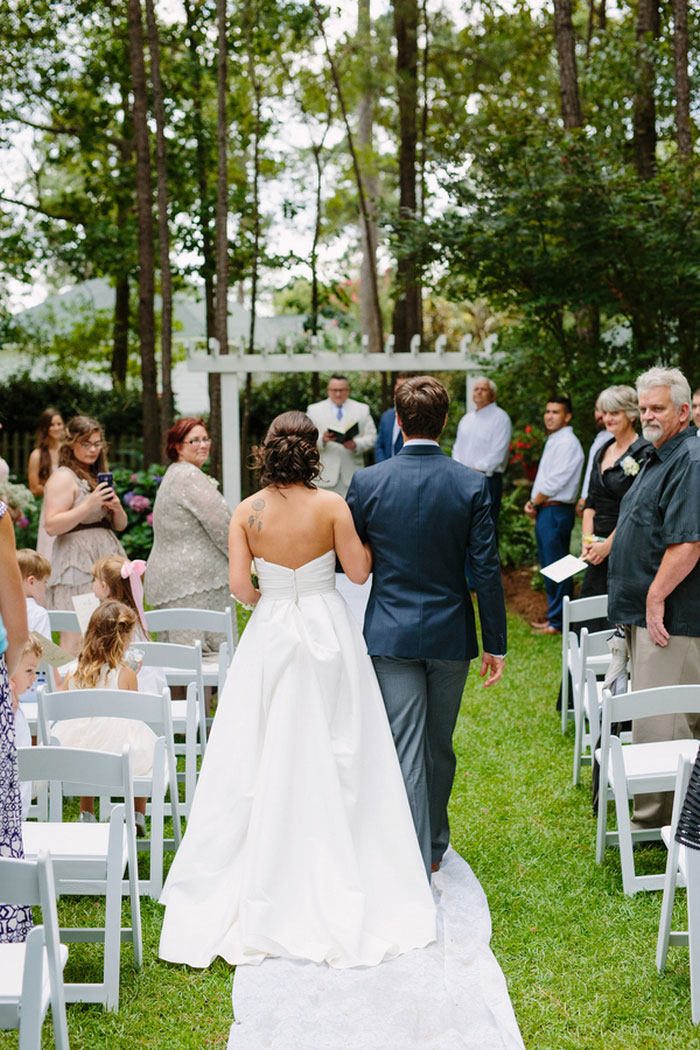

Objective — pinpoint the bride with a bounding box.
[159,411,436,969]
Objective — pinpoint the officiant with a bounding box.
[306,375,377,497]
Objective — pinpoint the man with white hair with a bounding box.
[608,366,700,828]
[452,376,512,527]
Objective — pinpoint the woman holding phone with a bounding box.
[44,416,127,651]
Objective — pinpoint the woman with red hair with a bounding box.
[145,418,231,649]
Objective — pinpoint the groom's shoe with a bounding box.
[431,861,440,873]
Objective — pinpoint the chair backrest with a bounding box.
[144,606,236,652]
[580,627,614,663]
[18,745,134,812]
[37,686,174,747]
[0,852,68,1047]
[602,684,700,728]
[562,594,609,633]
[137,639,203,673]
[47,609,81,634]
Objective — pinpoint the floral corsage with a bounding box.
[621,455,640,477]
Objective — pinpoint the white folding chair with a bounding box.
[46,610,81,635]
[144,605,236,690]
[137,641,204,813]
[560,593,608,733]
[595,685,700,894]
[571,628,615,786]
[656,755,700,1023]
[0,852,69,1050]
[18,745,141,1011]
[37,687,183,899]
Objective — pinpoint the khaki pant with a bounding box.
[627,626,700,828]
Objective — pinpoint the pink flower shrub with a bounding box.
[128,494,151,513]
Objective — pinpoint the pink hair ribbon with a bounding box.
[121,559,149,634]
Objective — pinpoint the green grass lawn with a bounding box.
[4,611,695,1049]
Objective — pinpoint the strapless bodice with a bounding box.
[254,550,336,601]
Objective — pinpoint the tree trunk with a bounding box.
[357,0,381,354]
[144,0,174,437]
[111,276,130,387]
[312,0,383,352]
[212,0,230,484]
[111,85,133,389]
[126,0,160,465]
[391,0,422,352]
[633,0,659,179]
[672,0,691,158]
[552,0,583,129]
[183,0,219,474]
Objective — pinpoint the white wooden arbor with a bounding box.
[187,333,496,506]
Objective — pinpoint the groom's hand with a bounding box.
[479,652,505,687]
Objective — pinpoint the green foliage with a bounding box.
[0,369,143,442]
[112,464,164,560]
[497,485,537,569]
[0,478,39,547]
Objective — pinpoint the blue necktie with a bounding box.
[336,407,343,421]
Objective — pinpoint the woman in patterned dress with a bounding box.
[0,499,33,941]
[44,415,127,653]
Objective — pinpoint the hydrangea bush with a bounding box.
[112,464,164,559]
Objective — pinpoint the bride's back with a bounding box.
[242,483,337,569]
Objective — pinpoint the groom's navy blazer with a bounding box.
[346,443,507,661]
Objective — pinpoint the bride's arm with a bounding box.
[229,511,261,606]
[333,500,372,584]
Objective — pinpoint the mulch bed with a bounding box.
[501,565,549,625]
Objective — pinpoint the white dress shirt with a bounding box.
[451,402,512,476]
[579,429,610,501]
[531,426,584,504]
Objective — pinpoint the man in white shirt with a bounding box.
[307,374,377,497]
[524,397,584,634]
[452,377,512,528]
[692,387,700,435]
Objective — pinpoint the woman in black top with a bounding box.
[579,386,650,623]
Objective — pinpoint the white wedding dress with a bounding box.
[159,550,436,969]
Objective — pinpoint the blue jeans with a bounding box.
[535,503,575,630]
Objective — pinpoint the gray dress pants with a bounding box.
[371,656,470,876]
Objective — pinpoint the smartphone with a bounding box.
[97,471,114,490]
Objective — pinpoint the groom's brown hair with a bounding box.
[394,376,449,440]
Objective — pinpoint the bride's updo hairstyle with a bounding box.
[253,411,321,489]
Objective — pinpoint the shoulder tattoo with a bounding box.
[248,497,265,532]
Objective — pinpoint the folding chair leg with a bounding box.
[103,869,121,1010]
[688,850,700,1024]
[656,841,681,972]
[596,776,608,864]
[613,783,637,895]
[18,929,44,1050]
[561,664,569,735]
[573,701,583,786]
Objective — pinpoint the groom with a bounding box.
[346,375,507,877]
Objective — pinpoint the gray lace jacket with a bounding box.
[145,462,231,607]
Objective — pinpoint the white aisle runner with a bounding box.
[228,849,525,1050]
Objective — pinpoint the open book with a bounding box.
[327,421,359,442]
